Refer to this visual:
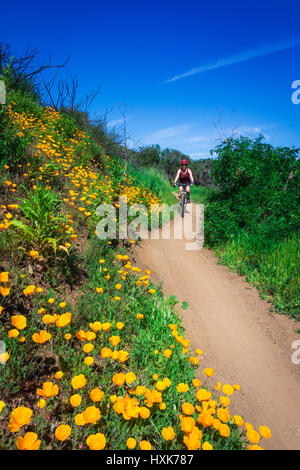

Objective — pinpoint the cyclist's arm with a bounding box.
[174,169,180,184]
[188,169,194,185]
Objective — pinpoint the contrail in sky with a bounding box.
[164,38,300,83]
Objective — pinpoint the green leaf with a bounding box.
[46,238,57,253]
[10,219,29,230]
[168,295,179,305]
[181,301,189,310]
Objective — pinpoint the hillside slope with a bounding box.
[0,91,272,450]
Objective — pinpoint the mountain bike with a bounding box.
[175,183,192,218]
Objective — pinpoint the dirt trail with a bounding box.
[132,200,300,450]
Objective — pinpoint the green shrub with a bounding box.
[207,135,300,241]
[7,88,42,117]
[11,184,70,254]
[205,200,239,246]
[0,107,30,170]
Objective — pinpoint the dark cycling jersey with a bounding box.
[179,169,191,184]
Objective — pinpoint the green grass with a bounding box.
[127,166,177,223]
[189,185,214,204]
[214,231,300,321]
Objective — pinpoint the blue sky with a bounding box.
[2,0,300,158]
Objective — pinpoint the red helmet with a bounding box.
[180,159,188,165]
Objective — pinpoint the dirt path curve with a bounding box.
[132,200,300,450]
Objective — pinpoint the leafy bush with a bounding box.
[0,107,30,170]
[6,88,42,117]
[205,135,300,317]
[205,200,239,246]
[11,185,70,254]
[206,135,300,245]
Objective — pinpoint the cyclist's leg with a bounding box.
[186,185,191,202]
[178,185,183,202]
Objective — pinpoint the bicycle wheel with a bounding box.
[181,192,185,217]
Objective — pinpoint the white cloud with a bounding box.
[236,126,262,135]
[234,125,270,140]
[182,135,209,143]
[189,152,210,158]
[107,115,133,127]
[164,38,300,83]
[147,123,193,141]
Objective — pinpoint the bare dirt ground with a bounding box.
[132,200,300,450]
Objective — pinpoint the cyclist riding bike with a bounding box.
[173,159,194,203]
